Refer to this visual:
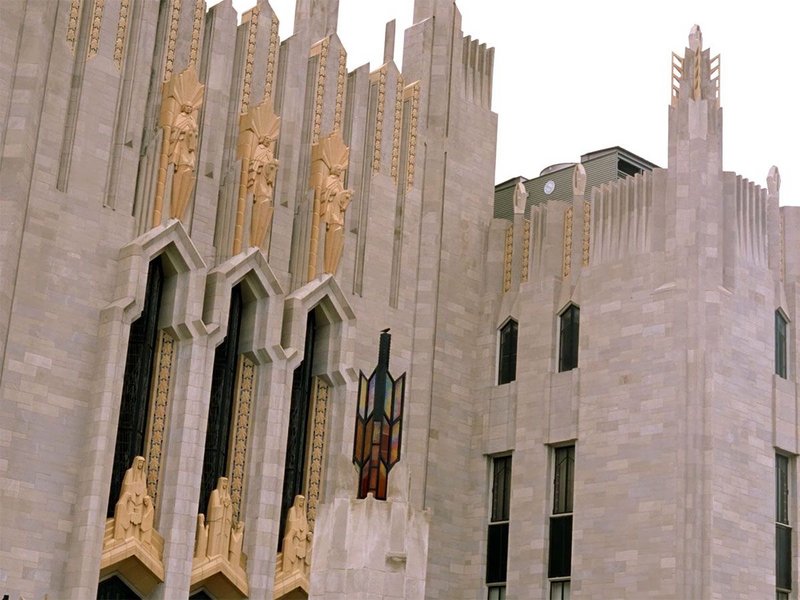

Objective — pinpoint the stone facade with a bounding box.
[0,3,797,600]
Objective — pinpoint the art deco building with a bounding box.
[0,1,797,599]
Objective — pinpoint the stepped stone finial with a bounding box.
[513,181,528,214]
[689,25,703,52]
[573,164,587,197]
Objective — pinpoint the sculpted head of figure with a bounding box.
[258,135,271,147]
[219,477,229,492]
[134,456,145,471]
[181,103,194,115]
[330,164,343,177]
[297,495,305,509]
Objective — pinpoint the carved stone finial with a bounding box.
[767,166,781,195]
[513,181,528,215]
[572,164,587,197]
[282,495,312,576]
[689,25,703,52]
[308,130,353,278]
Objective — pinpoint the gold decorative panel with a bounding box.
[67,0,82,52]
[334,49,347,130]
[189,0,204,67]
[563,206,573,278]
[305,378,329,531]
[503,225,513,292]
[113,0,130,69]
[372,66,387,173]
[86,0,105,59]
[404,81,420,188]
[230,356,255,524]
[163,0,182,81]
[311,37,330,145]
[521,218,531,282]
[146,330,174,506]
[264,15,279,99]
[240,7,260,111]
[582,200,591,267]
[391,75,404,183]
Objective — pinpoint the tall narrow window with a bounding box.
[549,445,574,599]
[108,257,164,517]
[279,311,317,546]
[776,310,788,379]
[776,453,792,597]
[486,455,511,599]
[198,285,244,515]
[498,319,518,385]
[558,305,579,372]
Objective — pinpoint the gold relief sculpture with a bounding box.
[189,0,204,67]
[101,457,165,594]
[67,0,82,52]
[145,331,174,506]
[86,0,105,59]
[521,218,531,282]
[311,37,330,145]
[264,15,279,99]
[234,101,281,253]
[689,25,702,100]
[164,0,182,82]
[192,477,249,597]
[230,357,255,523]
[308,130,353,279]
[334,49,347,130]
[152,66,205,227]
[113,0,130,69]
[405,81,420,188]
[503,225,513,292]
[582,200,591,267]
[372,67,387,173]
[563,206,573,278]
[305,378,329,530]
[240,7,260,110]
[391,76,404,183]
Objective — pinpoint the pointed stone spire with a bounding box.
[294,0,339,40]
[688,24,702,52]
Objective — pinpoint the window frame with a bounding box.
[558,304,580,373]
[497,318,518,385]
[549,445,575,587]
[776,309,788,379]
[486,454,512,592]
[776,452,793,595]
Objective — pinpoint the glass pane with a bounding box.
[553,446,575,514]
[492,456,512,522]
[550,580,571,600]
[486,522,509,584]
[487,585,506,600]
[548,515,573,578]
[97,576,142,600]
[777,454,789,525]
[776,523,792,591]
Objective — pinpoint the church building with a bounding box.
[0,1,797,599]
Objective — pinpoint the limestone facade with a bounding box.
[0,2,797,600]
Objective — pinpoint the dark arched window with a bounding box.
[279,310,317,547]
[558,304,579,372]
[198,285,244,515]
[108,257,164,517]
[498,319,518,385]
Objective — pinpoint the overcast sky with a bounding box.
[228,0,799,207]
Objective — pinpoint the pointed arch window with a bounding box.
[558,304,579,373]
[198,285,244,516]
[108,256,164,517]
[498,319,518,385]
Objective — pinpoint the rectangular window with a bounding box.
[776,454,792,595]
[549,446,575,587]
[776,311,788,379]
[487,455,512,597]
[547,446,575,588]
[559,305,579,372]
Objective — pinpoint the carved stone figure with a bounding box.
[572,163,587,197]
[248,135,279,247]
[767,166,781,195]
[321,163,353,275]
[512,180,528,214]
[206,477,234,558]
[282,495,312,574]
[308,130,353,278]
[155,66,204,226]
[194,513,209,560]
[688,24,703,52]
[228,521,245,566]
[168,103,199,220]
[238,101,281,251]
[112,456,155,543]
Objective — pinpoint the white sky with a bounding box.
[227,0,799,207]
